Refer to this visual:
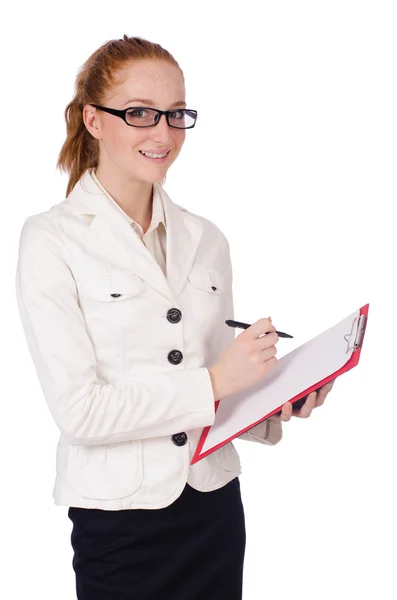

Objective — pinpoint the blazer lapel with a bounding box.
[66,170,204,304]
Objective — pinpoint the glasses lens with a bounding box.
[126,108,157,127]
[168,109,197,129]
[125,108,197,128]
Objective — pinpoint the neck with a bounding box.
[94,164,154,229]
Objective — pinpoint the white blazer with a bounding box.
[15,170,282,510]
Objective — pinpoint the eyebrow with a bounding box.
[122,98,187,108]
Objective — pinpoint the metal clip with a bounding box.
[344,314,367,353]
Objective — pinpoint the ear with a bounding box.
[82,104,102,140]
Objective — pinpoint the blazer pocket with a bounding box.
[187,265,223,295]
[185,265,224,341]
[79,272,147,334]
[66,440,143,500]
[82,272,146,302]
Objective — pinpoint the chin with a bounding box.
[145,171,168,184]
[127,170,166,184]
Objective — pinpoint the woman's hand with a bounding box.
[208,317,279,400]
[277,379,336,422]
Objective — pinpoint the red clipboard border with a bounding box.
[191,303,369,465]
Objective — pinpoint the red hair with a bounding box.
[56,35,183,197]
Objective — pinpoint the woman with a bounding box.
[15,35,335,600]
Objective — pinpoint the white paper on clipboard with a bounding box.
[195,305,368,460]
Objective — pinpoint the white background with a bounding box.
[2,1,396,598]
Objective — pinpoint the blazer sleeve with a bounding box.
[15,216,216,447]
[217,234,283,447]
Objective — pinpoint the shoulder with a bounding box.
[18,199,70,253]
[174,201,230,257]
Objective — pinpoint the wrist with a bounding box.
[207,366,225,400]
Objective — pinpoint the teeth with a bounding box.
[140,151,168,158]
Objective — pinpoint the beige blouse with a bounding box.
[90,169,167,278]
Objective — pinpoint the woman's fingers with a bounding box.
[280,379,336,420]
[316,380,335,407]
[296,392,317,417]
[281,402,293,421]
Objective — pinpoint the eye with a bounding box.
[126,108,149,118]
[169,110,185,120]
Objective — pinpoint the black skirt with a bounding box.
[68,477,246,600]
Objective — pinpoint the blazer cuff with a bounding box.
[238,417,283,446]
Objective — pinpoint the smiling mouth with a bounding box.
[139,150,171,156]
[139,150,171,161]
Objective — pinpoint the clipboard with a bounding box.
[191,303,369,465]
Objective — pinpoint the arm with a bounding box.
[15,216,216,447]
[217,235,283,446]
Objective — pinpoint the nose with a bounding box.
[151,113,173,142]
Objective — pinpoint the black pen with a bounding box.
[225,319,293,338]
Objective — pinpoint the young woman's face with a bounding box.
[85,59,187,183]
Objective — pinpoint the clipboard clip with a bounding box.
[344,314,367,354]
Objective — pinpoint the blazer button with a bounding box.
[172,432,188,446]
[167,308,182,324]
[168,350,183,365]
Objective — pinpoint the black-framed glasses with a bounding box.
[90,105,198,129]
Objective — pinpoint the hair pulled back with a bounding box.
[56,35,183,196]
